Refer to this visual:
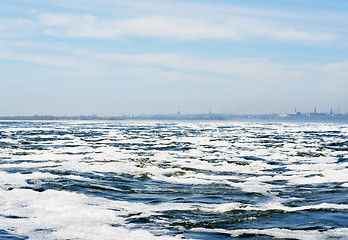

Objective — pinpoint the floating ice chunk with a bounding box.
[0,188,190,240]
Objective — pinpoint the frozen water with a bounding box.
[0,120,347,239]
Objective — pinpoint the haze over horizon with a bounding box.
[1,0,348,116]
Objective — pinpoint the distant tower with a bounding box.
[338,106,340,114]
[314,107,317,114]
[330,108,333,115]
[295,107,297,113]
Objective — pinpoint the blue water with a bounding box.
[0,121,347,239]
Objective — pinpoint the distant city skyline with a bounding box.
[1,0,348,116]
[0,106,347,119]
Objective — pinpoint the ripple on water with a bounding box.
[0,121,347,239]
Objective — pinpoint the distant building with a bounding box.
[288,112,302,116]
[307,112,326,117]
[279,110,302,118]
[278,114,289,118]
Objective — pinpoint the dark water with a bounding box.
[0,121,347,239]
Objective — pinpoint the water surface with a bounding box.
[0,121,347,239]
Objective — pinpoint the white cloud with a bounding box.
[0,49,77,68]
[322,61,348,91]
[0,40,345,95]
[272,28,336,42]
[0,40,49,48]
[324,61,348,77]
[38,14,120,39]
[119,17,242,40]
[37,14,241,40]
[36,13,336,43]
[0,18,37,37]
[0,44,321,86]
[72,49,306,86]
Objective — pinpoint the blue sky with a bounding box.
[1,0,348,115]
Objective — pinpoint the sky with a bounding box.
[1,0,348,116]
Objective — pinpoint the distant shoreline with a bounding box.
[0,113,347,122]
